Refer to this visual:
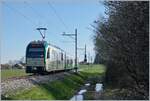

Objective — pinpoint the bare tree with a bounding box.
[93,1,149,99]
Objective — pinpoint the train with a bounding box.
[25,40,74,74]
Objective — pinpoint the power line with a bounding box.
[2,1,36,26]
[47,1,74,40]
[24,1,43,19]
[23,0,70,41]
[47,1,68,30]
[3,1,75,55]
[23,1,47,28]
[23,0,63,41]
[23,1,51,26]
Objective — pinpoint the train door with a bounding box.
[57,52,60,70]
[48,48,56,71]
[61,52,64,69]
[56,51,59,70]
[51,49,56,70]
[46,48,50,71]
[64,53,67,69]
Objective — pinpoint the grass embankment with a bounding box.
[1,69,30,80]
[2,64,106,100]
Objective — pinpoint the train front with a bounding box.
[25,41,45,73]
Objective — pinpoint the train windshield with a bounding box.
[27,47,44,58]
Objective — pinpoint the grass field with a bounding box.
[2,64,106,100]
[1,69,30,80]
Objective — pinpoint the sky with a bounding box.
[1,0,106,64]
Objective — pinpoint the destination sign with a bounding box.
[29,48,44,52]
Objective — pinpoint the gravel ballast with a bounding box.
[1,72,72,96]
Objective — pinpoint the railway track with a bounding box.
[1,74,34,82]
[1,68,74,82]
[1,69,75,96]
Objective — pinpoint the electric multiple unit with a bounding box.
[26,40,74,73]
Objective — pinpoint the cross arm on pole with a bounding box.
[62,32,75,36]
[62,28,78,73]
[62,34,75,36]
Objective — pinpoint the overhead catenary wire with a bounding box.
[23,1,46,29]
[24,1,43,19]
[23,0,64,41]
[47,1,74,40]
[3,1,75,50]
[2,1,37,26]
[23,1,50,28]
[47,1,68,30]
[23,0,72,42]
[23,0,74,48]
[2,1,75,52]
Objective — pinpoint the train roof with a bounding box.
[27,40,73,59]
[29,40,48,45]
[28,40,65,52]
[49,43,65,52]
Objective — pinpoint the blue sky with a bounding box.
[1,0,106,63]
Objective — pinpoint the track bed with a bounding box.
[1,70,75,96]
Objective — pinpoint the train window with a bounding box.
[47,48,50,58]
[52,50,56,60]
[29,48,44,52]
[71,59,73,64]
[61,53,63,60]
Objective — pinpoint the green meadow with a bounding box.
[1,69,30,80]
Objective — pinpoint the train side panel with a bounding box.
[45,46,64,72]
[26,40,75,74]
